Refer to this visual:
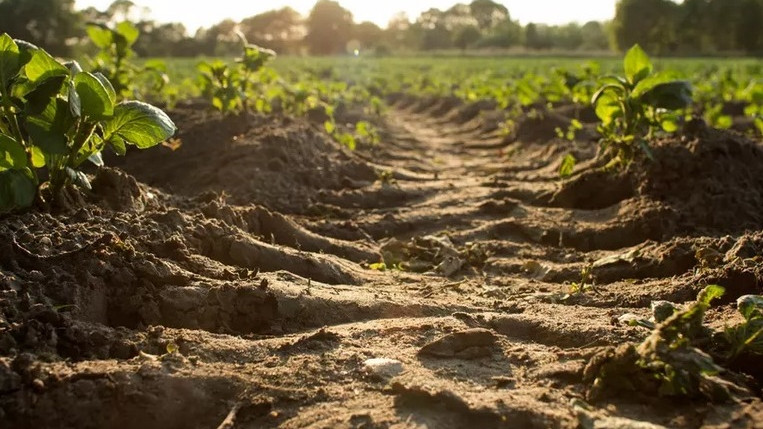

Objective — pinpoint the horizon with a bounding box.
[74,0,617,33]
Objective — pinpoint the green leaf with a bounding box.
[737,295,763,321]
[68,80,81,117]
[73,72,114,119]
[0,168,36,211]
[26,98,74,155]
[559,153,576,179]
[103,101,176,150]
[594,91,622,125]
[324,120,335,134]
[86,24,113,49]
[143,59,167,72]
[30,146,45,168]
[64,60,83,75]
[92,72,116,105]
[240,44,276,72]
[623,44,653,85]
[0,134,27,171]
[591,83,625,106]
[640,81,693,111]
[336,132,356,150]
[116,21,140,45]
[14,39,38,65]
[23,48,68,86]
[698,285,725,306]
[109,135,126,156]
[65,167,91,190]
[22,74,66,115]
[714,115,733,129]
[660,113,681,133]
[0,33,21,92]
[632,71,684,98]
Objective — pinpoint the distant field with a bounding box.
[144,55,762,97]
[136,56,761,135]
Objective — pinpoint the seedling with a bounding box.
[724,295,763,358]
[590,286,763,401]
[555,119,583,141]
[0,34,176,211]
[376,169,396,185]
[368,262,404,271]
[564,263,597,298]
[86,21,140,97]
[558,153,576,179]
[354,120,380,145]
[592,44,692,166]
[197,33,275,115]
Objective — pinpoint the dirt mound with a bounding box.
[639,128,763,234]
[110,107,378,213]
[549,127,763,240]
[511,110,579,144]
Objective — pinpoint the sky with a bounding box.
[74,0,617,32]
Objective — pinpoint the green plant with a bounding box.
[354,120,380,145]
[376,169,396,185]
[567,263,596,296]
[555,119,583,141]
[197,60,241,114]
[724,294,763,358]
[587,285,729,401]
[592,44,692,166]
[368,261,404,271]
[197,33,275,115]
[559,153,577,179]
[635,285,725,397]
[323,119,380,151]
[0,33,176,211]
[86,21,140,97]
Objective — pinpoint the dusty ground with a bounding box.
[1,98,762,428]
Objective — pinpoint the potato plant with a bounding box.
[87,21,171,101]
[197,33,276,115]
[597,286,763,400]
[0,33,176,212]
[592,44,693,166]
[86,21,140,97]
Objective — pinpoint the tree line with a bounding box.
[0,0,761,57]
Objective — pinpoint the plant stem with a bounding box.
[0,91,39,185]
[0,91,25,145]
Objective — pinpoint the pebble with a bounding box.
[362,358,404,381]
[417,328,497,359]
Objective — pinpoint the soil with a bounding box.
[1,98,762,429]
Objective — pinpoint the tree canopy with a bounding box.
[0,0,760,57]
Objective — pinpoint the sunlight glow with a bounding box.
[75,0,617,33]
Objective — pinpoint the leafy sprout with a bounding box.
[725,295,763,358]
[592,44,693,167]
[559,153,576,179]
[197,32,276,115]
[0,33,176,212]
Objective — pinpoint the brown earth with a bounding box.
[1,99,762,428]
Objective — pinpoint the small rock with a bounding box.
[418,328,497,359]
[31,378,45,392]
[432,256,464,277]
[363,358,404,381]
